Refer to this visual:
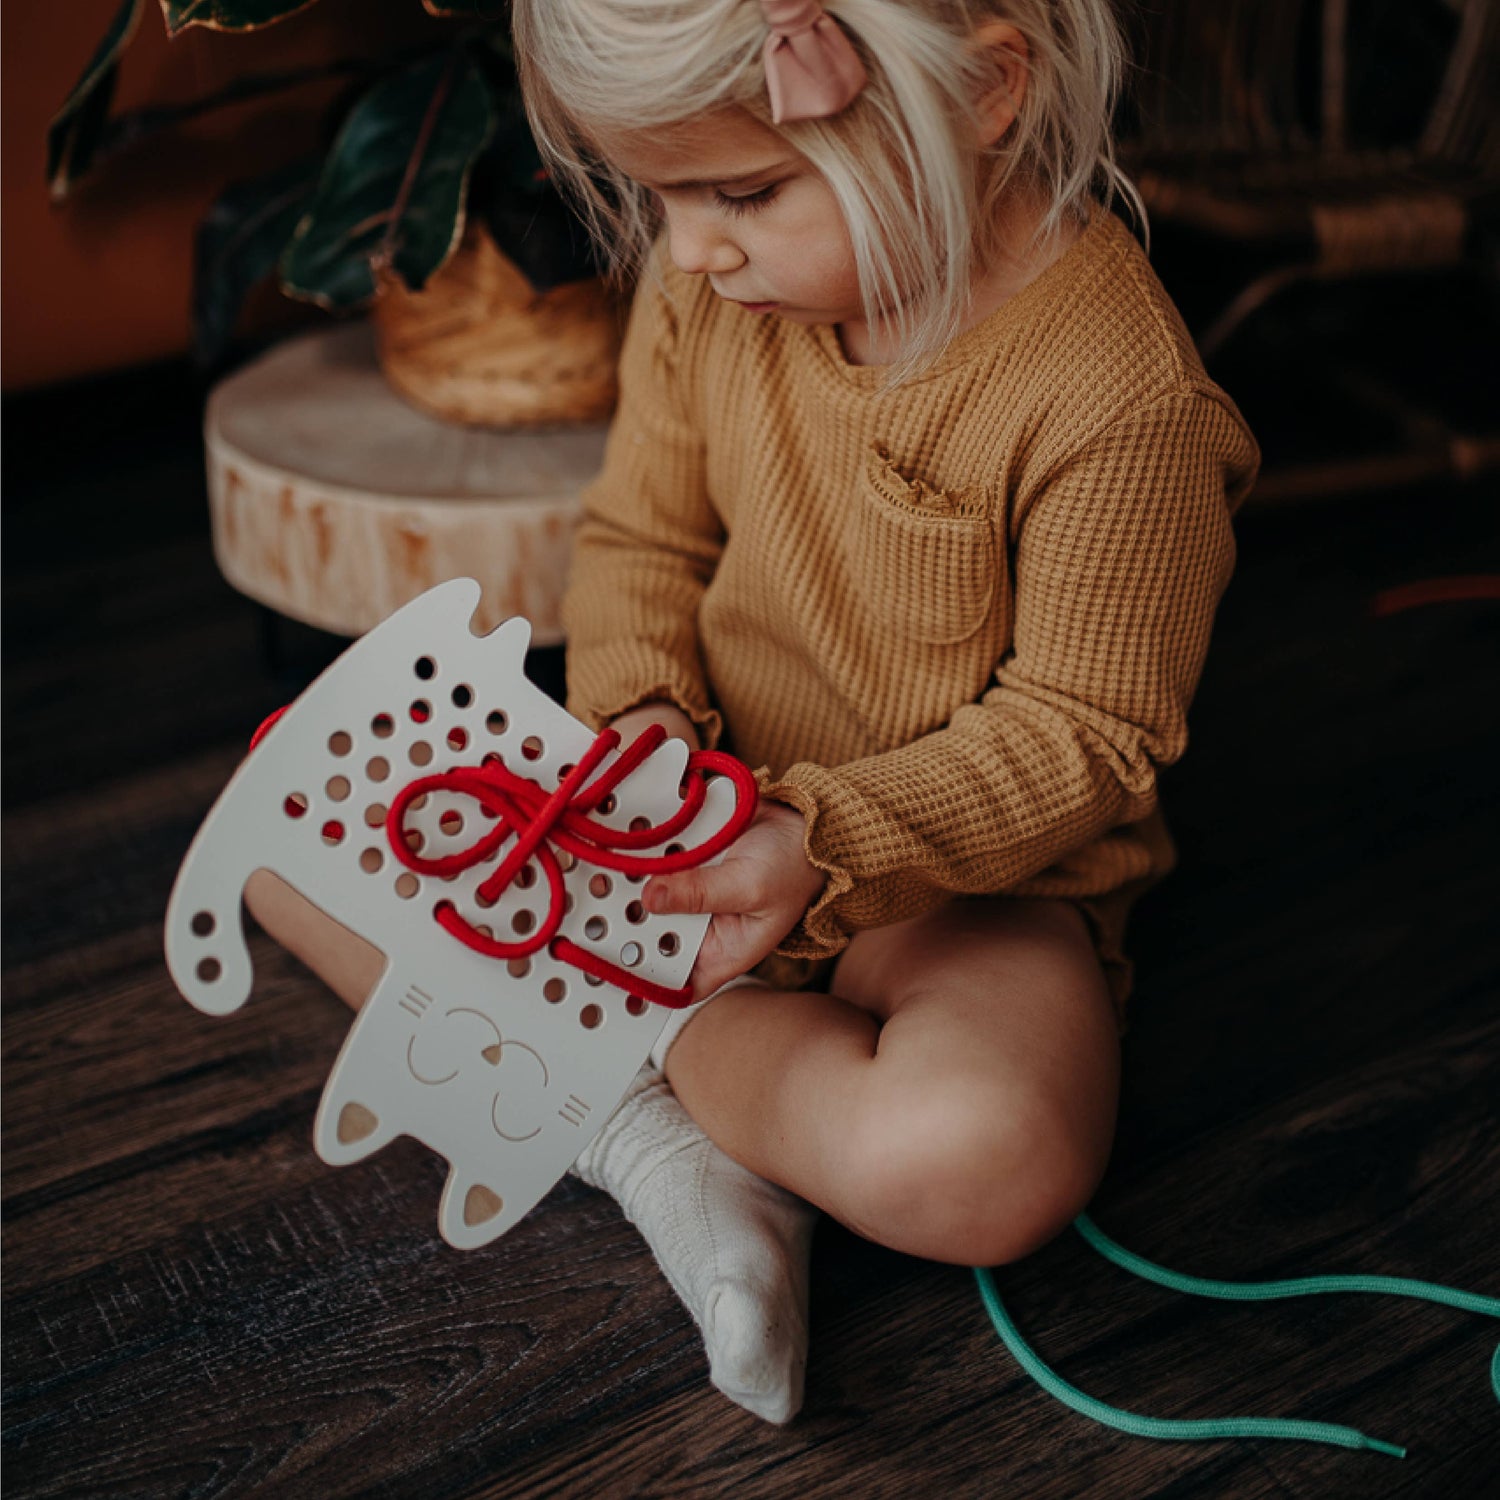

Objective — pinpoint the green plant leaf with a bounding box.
[192,156,322,367]
[464,35,605,291]
[46,0,144,201]
[279,46,496,310]
[158,0,321,37]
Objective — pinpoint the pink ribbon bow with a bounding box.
[759,0,868,123]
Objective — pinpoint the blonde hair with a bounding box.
[511,0,1143,391]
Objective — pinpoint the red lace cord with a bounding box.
[387,723,757,1008]
[249,706,758,1009]
[249,705,290,751]
[1370,574,1500,616]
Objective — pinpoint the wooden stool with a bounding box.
[205,321,610,648]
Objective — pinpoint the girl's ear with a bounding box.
[970,21,1030,146]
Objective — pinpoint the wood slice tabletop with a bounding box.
[205,321,611,646]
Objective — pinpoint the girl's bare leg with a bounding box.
[664,897,1120,1267]
[243,869,384,1010]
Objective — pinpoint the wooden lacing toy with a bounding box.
[165,579,756,1248]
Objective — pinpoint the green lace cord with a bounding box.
[973,1213,1500,1457]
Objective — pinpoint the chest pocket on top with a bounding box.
[845,446,998,645]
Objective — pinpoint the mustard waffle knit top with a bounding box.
[562,209,1261,1011]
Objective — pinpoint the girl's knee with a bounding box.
[844,1074,1108,1265]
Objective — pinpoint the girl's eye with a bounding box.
[714,185,779,217]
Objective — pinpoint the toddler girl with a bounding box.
[247,0,1259,1429]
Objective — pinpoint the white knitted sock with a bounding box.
[568,1060,818,1424]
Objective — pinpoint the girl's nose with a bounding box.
[667,214,747,278]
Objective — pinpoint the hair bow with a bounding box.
[758,0,868,123]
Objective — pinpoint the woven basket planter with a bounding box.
[371,219,627,429]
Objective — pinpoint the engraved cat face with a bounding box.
[403,995,551,1143]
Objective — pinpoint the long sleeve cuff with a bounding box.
[753,764,857,960]
[568,675,724,752]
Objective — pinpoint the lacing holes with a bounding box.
[414,656,436,680]
[452,684,473,708]
[589,873,613,898]
[512,863,535,890]
[326,776,351,802]
[580,1004,604,1029]
[322,821,345,846]
[372,713,394,738]
[410,699,431,724]
[366,756,389,782]
[598,794,618,816]
[447,727,468,752]
[512,909,536,935]
[410,793,429,811]
[432,899,455,921]
[584,973,604,987]
[563,893,575,915]
[482,752,504,771]
[360,848,384,873]
[658,932,680,957]
[543,978,567,1003]
[486,711,508,735]
[625,901,645,924]
[665,843,685,857]
[584,916,608,941]
[557,850,576,872]
[439,810,464,837]
[409,741,433,767]
[404,828,424,853]
[558,762,576,783]
[507,958,531,979]
[328,731,353,757]
[629,816,652,833]
[395,873,419,899]
[197,957,222,983]
[190,911,215,938]
[521,735,543,761]
[284,792,309,819]
[679,775,692,801]
[364,803,387,828]
[621,942,643,968]
[475,887,497,909]
[625,995,648,1017]
[473,923,493,940]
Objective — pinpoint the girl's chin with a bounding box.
[761,306,820,322]
[724,301,853,326]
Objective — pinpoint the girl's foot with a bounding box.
[568,1062,818,1423]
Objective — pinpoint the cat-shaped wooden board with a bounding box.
[165,579,744,1248]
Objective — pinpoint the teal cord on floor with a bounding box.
[973,1213,1500,1457]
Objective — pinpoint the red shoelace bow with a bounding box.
[249,707,758,1009]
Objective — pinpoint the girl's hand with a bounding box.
[609,701,701,753]
[642,799,825,1002]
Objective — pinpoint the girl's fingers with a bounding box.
[644,862,759,916]
[688,925,750,1002]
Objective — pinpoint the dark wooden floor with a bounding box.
[4,295,1499,1497]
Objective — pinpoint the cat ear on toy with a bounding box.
[164,579,757,1248]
